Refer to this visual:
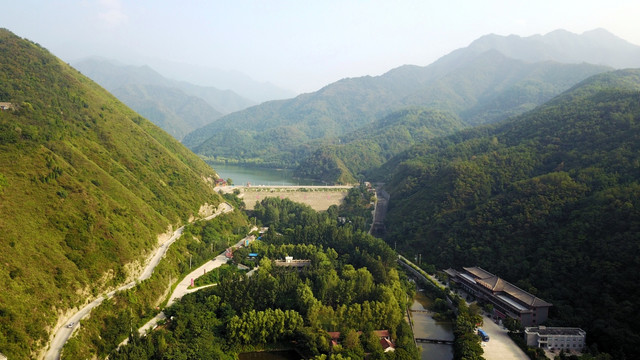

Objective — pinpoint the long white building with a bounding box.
[525,326,586,352]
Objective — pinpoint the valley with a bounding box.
[1,22,640,360]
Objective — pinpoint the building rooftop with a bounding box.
[463,267,552,308]
[526,327,585,336]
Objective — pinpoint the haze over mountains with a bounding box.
[183,29,639,184]
[73,58,256,140]
[463,28,640,68]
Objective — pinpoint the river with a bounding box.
[411,291,454,360]
[210,163,321,186]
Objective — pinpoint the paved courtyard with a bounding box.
[480,315,529,360]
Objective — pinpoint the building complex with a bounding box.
[445,267,552,327]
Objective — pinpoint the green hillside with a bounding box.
[295,108,465,183]
[382,69,640,358]
[185,53,607,173]
[0,29,222,358]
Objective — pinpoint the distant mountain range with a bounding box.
[183,28,640,180]
[461,28,640,68]
[145,59,298,103]
[74,58,255,140]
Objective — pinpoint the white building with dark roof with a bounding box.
[445,266,552,326]
[525,326,585,352]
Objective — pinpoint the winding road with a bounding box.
[44,203,233,360]
[118,228,257,349]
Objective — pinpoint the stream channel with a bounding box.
[411,291,455,360]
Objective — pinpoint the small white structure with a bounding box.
[525,326,586,352]
[274,256,311,269]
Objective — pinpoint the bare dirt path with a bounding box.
[44,203,233,360]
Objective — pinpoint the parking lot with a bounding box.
[479,315,529,360]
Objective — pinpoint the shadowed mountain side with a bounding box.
[381,69,640,359]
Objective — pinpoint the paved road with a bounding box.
[44,203,233,360]
[480,315,529,360]
[118,228,257,349]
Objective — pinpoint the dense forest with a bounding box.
[0,29,222,358]
[110,189,420,360]
[382,69,640,358]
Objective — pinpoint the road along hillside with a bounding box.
[44,203,233,360]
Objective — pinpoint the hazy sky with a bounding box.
[2,0,640,93]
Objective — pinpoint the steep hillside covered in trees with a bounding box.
[0,29,222,358]
[294,107,465,183]
[382,69,640,358]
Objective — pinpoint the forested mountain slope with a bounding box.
[294,108,465,184]
[382,69,640,358]
[0,29,222,358]
[184,29,624,170]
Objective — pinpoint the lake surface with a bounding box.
[209,163,320,186]
[412,291,454,360]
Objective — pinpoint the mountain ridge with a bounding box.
[184,29,618,173]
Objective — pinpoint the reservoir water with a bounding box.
[411,291,454,360]
[209,163,320,186]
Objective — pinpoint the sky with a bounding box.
[2,0,640,94]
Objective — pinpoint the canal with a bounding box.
[411,291,454,360]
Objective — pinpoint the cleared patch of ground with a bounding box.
[235,187,350,211]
